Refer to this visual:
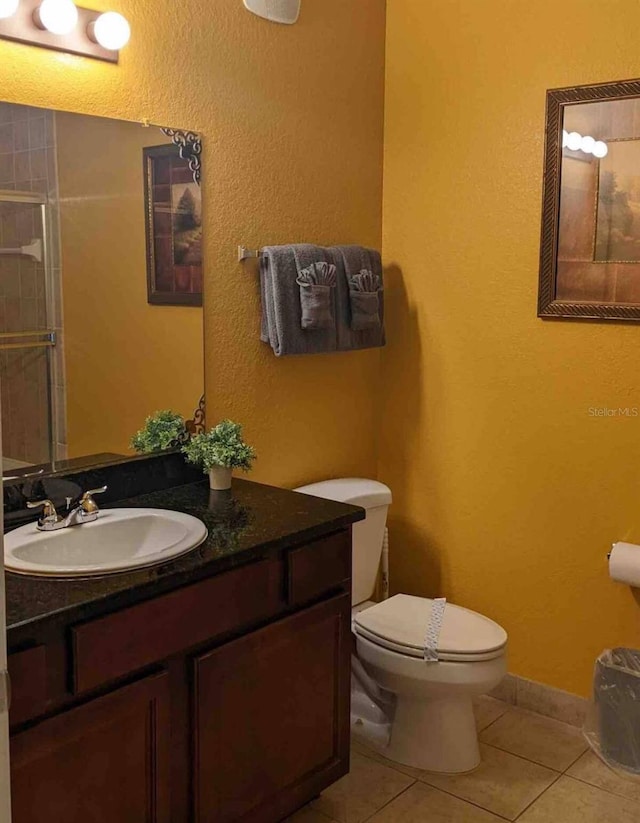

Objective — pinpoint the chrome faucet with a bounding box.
[27,486,108,531]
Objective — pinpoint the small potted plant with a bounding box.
[182,419,256,490]
[131,410,188,454]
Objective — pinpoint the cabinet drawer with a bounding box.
[8,646,48,726]
[72,558,282,694]
[287,530,351,606]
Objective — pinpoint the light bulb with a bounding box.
[593,140,608,159]
[566,131,582,151]
[36,0,79,35]
[562,130,569,149]
[580,135,595,154]
[90,11,130,50]
[0,0,19,20]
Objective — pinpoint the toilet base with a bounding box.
[384,695,480,774]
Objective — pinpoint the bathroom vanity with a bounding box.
[4,456,364,822]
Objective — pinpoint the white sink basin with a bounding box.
[4,508,208,578]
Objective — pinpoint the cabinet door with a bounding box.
[193,593,351,823]
[10,671,170,823]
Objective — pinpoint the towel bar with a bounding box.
[238,245,263,262]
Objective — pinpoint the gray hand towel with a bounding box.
[348,269,382,331]
[260,245,338,356]
[329,245,385,351]
[296,261,337,330]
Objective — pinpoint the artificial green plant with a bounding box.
[131,410,188,454]
[182,419,256,473]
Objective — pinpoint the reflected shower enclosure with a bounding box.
[0,191,57,471]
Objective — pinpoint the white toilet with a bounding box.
[295,478,508,774]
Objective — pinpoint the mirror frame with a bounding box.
[538,77,640,321]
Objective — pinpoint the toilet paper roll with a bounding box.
[609,542,640,587]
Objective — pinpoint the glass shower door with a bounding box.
[0,191,54,472]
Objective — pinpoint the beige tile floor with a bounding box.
[287,697,640,822]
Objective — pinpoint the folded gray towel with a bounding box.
[296,261,337,330]
[260,245,337,356]
[348,269,382,331]
[329,245,385,351]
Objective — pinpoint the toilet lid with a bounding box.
[354,594,508,662]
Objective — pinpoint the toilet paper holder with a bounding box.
[608,542,640,588]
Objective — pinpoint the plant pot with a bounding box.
[208,466,232,491]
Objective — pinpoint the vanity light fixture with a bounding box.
[87,11,130,50]
[34,0,78,35]
[562,129,608,158]
[0,0,131,62]
[0,0,19,20]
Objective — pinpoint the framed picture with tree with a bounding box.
[143,142,203,306]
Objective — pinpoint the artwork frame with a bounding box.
[143,138,203,307]
[538,77,640,321]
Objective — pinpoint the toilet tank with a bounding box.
[294,478,392,606]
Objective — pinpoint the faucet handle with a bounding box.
[80,485,108,514]
[26,499,59,526]
[27,498,57,516]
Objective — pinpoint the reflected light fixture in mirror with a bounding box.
[0,0,130,62]
[562,129,608,158]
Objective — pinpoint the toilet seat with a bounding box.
[354,594,507,663]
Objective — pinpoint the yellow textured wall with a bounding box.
[55,113,203,457]
[0,0,385,484]
[382,0,640,696]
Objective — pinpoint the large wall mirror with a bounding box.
[0,102,204,477]
[539,78,640,321]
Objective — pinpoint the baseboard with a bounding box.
[489,673,588,728]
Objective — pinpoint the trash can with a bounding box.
[594,648,640,774]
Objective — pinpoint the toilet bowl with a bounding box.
[294,478,508,775]
[354,594,507,773]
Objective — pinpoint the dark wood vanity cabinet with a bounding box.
[7,528,353,823]
[194,593,351,823]
[10,672,171,823]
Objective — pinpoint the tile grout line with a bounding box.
[357,745,544,822]
[562,770,640,808]
[414,780,515,822]
[562,744,590,774]
[512,771,565,821]
[354,743,640,820]
[358,778,418,823]
[476,738,586,773]
[476,710,510,735]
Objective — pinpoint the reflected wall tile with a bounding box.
[20,263,36,300]
[27,178,47,195]
[5,298,21,331]
[0,124,13,154]
[13,120,28,152]
[13,151,30,181]
[28,118,45,151]
[0,103,16,124]
[0,153,14,185]
[29,149,46,180]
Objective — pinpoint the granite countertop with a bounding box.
[5,477,364,644]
